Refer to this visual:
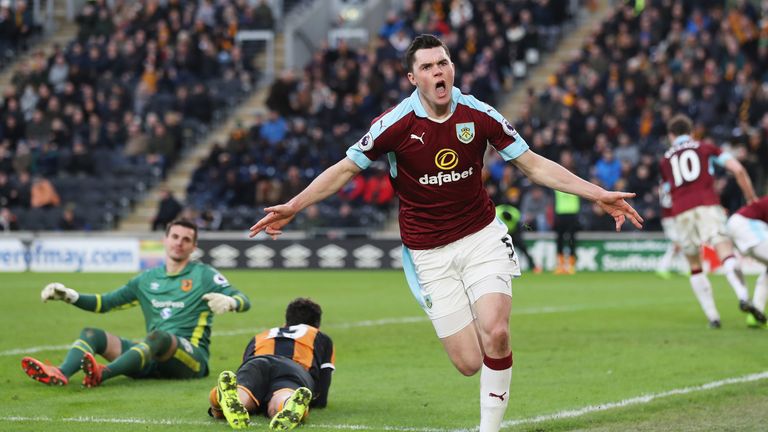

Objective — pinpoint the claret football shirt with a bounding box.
[659,135,732,216]
[737,196,768,222]
[346,87,529,249]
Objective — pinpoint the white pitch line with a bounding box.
[0,301,684,357]
[0,416,210,426]
[500,370,768,429]
[2,371,767,431]
[0,415,447,431]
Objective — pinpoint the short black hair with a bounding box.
[165,218,198,243]
[667,114,693,137]
[404,34,450,72]
[285,297,322,328]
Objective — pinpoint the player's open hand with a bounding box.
[249,204,298,239]
[41,283,80,303]
[595,191,644,231]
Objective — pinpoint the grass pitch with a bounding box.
[2,271,767,431]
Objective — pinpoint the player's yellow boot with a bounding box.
[217,371,250,430]
[269,387,312,430]
[739,300,767,327]
[746,313,768,329]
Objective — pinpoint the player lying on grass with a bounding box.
[208,298,334,430]
[726,196,768,328]
[21,219,251,387]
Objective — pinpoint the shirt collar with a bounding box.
[409,86,460,118]
[162,261,193,278]
[673,134,692,146]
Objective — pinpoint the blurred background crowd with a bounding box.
[0,0,767,234]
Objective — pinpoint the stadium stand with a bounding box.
[0,0,41,72]
[0,0,267,230]
[185,0,583,232]
[6,1,765,235]
[487,0,768,233]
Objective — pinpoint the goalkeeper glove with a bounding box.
[41,282,80,303]
[202,293,237,314]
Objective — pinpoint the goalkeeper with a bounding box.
[21,219,251,387]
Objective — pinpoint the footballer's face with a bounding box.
[164,225,196,262]
[408,46,454,117]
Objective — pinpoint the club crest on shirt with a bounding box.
[456,122,475,144]
[502,118,518,138]
[356,132,374,151]
[181,279,193,292]
[424,294,433,309]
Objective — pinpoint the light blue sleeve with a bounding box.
[498,137,530,161]
[346,137,373,170]
[713,152,733,167]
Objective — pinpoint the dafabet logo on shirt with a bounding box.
[419,149,474,186]
[434,149,458,170]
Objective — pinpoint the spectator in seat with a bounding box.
[520,186,552,232]
[593,147,622,190]
[30,176,60,208]
[0,206,19,231]
[151,188,183,231]
[252,0,275,30]
[58,204,84,231]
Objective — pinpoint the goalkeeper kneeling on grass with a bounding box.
[208,298,335,431]
[21,219,250,388]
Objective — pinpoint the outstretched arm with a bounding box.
[249,158,362,238]
[41,281,139,313]
[511,150,643,231]
[724,158,758,204]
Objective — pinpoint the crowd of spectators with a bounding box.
[484,0,768,233]
[0,0,273,231]
[7,0,764,236]
[0,0,39,72]
[186,0,578,231]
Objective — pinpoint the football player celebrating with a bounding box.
[21,219,251,387]
[249,34,642,432]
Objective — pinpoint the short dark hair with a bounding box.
[404,34,450,72]
[165,218,198,243]
[667,114,693,137]
[285,297,322,328]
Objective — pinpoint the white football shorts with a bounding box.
[661,216,681,245]
[726,213,768,255]
[674,204,728,256]
[402,218,521,338]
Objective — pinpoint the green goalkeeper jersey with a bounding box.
[73,261,250,360]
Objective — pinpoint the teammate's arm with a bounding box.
[249,158,362,238]
[511,150,643,230]
[723,158,758,204]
